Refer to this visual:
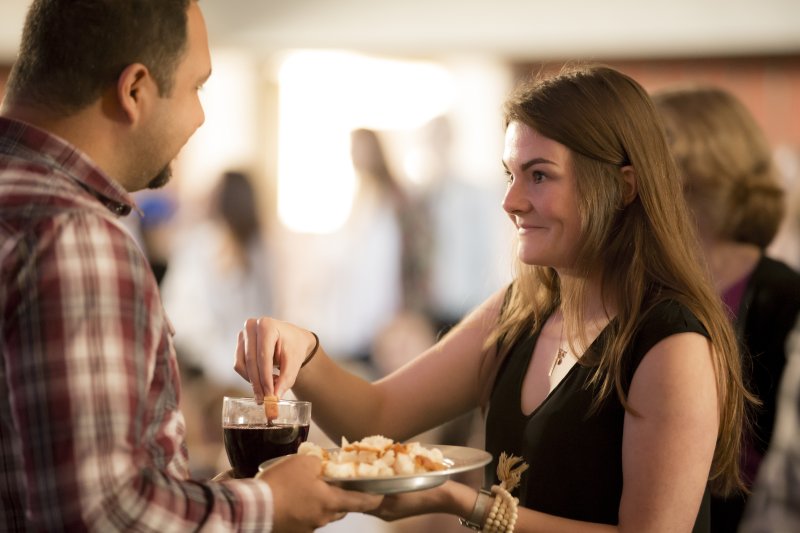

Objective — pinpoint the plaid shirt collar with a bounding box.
[0,116,138,217]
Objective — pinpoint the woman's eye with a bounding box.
[532,171,547,184]
[504,170,514,184]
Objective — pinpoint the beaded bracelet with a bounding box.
[457,452,527,532]
[301,332,320,367]
[482,485,518,533]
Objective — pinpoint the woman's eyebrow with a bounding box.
[502,157,558,171]
[520,157,558,171]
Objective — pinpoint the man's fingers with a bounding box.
[254,454,292,479]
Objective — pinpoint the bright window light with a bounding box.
[277,50,454,234]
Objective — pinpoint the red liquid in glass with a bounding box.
[223,424,310,478]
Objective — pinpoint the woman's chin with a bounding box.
[519,255,547,267]
[517,246,545,265]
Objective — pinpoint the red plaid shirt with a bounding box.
[0,117,273,532]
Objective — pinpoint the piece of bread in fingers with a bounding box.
[264,395,279,421]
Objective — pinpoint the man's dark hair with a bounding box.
[6,0,192,115]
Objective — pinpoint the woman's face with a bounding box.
[502,121,582,270]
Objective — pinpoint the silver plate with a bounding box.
[258,444,492,495]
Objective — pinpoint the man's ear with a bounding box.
[620,165,638,206]
[116,63,155,124]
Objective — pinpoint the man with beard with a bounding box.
[0,1,380,531]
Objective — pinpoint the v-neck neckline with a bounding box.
[518,318,614,418]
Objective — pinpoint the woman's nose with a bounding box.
[502,180,529,215]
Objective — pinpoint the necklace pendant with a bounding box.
[548,348,567,377]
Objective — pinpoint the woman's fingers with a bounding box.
[244,319,262,399]
[256,318,277,399]
[233,317,309,400]
[235,317,282,401]
[330,485,384,515]
[234,329,248,381]
[273,333,302,398]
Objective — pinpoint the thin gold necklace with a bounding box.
[548,317,568,377]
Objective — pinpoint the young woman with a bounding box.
[235,65,752,532]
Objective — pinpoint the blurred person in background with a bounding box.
[0,0,381,530]
[236,65,754,533]
[739,316,800,532]
[349,128,430,316]
[654,86,800,532]
[290,128,428,377]
[412,115,509,336]
[768,145,800,271]
[161,170,274,390]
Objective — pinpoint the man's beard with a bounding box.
[147,164,172,190]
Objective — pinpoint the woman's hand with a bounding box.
[370,490,442,522]
[256,455,383,533]
[369,481,467,522]
[234,317,317,401]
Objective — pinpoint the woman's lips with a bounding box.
[517,224,544,233]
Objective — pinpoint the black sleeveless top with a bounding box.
[485,300,711,531]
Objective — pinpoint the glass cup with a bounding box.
[222,396,312,478]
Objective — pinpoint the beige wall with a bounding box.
[517,55,800,149]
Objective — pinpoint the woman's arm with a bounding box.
[375,481,618,533]
[235,288,508,443]
[615,331,718,532]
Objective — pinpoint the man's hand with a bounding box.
[257,454,383,533]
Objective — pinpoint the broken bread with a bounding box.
[263,395,279,421]
[298,435,447,479]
